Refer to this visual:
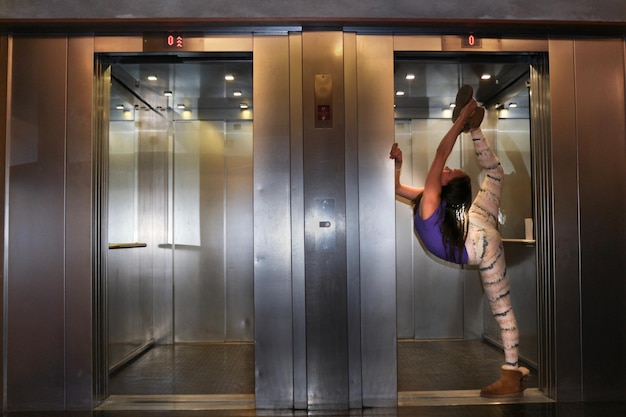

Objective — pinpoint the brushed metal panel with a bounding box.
[0,34,7,409]
[302,31,349,410]
[288,32,307,410]
[224,120,254,341]
[413,251,464,338]
[529,53,554,397]
[500,38,548,52]
[343,31,363,408]
[204,35,253,52]
[7,36,68,410]
[548,39,583,400]
[65,36,95,409]
[574,38,626,401]
[355,34,397,407]
[253,35,294,409]
[175,121,225,342]
[94,36,143,52]
[107,119,152,361]
[393,35,442,52]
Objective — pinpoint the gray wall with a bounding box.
[0,0,625,22]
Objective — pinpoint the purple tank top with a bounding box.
[414,199,469,264]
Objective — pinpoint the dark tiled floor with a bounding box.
[110,339,534,395]
[109,343,255,395]
[397,339,537,391]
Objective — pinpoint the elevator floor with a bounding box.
[397,339,537,391]
[108,339,536,396]
[109,343,255,395]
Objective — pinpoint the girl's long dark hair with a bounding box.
[414,175,472,263]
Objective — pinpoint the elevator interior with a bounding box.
[101,50,538,398]
[104,53,255,395]
[393,54,538,387]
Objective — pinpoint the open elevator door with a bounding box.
[390,35,552,404]
[94,48,256,402]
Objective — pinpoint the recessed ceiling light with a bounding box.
[164,91,173,97]
[147,75,157,81]
[177,104,186,109]
[395,90,405,96]
[509,102,518,108]
[405,74,415,80]
[233,90,242,97]
[225,74,235,81]
[116,105,125,110]
[240,103,249,109]
[481,74,492,80]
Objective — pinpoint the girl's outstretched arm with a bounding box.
[389,143,423,200]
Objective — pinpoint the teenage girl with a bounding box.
[389,85,529,397]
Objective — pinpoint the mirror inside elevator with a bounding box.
[101,54,255,397]
[394,55,539,395]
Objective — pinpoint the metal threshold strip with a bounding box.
[398,388,553,407]
[98,390,552,411]
[96,394,256,411]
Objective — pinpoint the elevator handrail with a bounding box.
[108,242,147,249]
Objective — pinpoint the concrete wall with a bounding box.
[0,0,625,22]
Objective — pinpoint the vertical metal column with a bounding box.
[7,36,68,409]
[354,35,397,407]
[0,34,8,411]
[66,36,95,409]
[253,34,294,409]
[302,31,349,410]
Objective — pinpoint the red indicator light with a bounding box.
[166,34,183,48]
[461,34,482,48]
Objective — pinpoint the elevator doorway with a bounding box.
[99,53,255,397]
[394,54,542,394]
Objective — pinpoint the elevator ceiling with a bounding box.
[108,53,531,121]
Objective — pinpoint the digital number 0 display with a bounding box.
[166,34,184,48]
[462,34,482,48]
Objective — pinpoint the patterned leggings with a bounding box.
[464,128,520,368]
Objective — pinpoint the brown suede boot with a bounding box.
[452,84,474,123]
[468,106,485,129]
[480,366,530,398]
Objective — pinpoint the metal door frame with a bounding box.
[391,34,554,398]
[92,34,261,406]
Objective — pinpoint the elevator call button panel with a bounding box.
[314,74,333,129]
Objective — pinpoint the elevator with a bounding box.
[4,31,557,411]
[102,54,255,396]
[91,34,549,409]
